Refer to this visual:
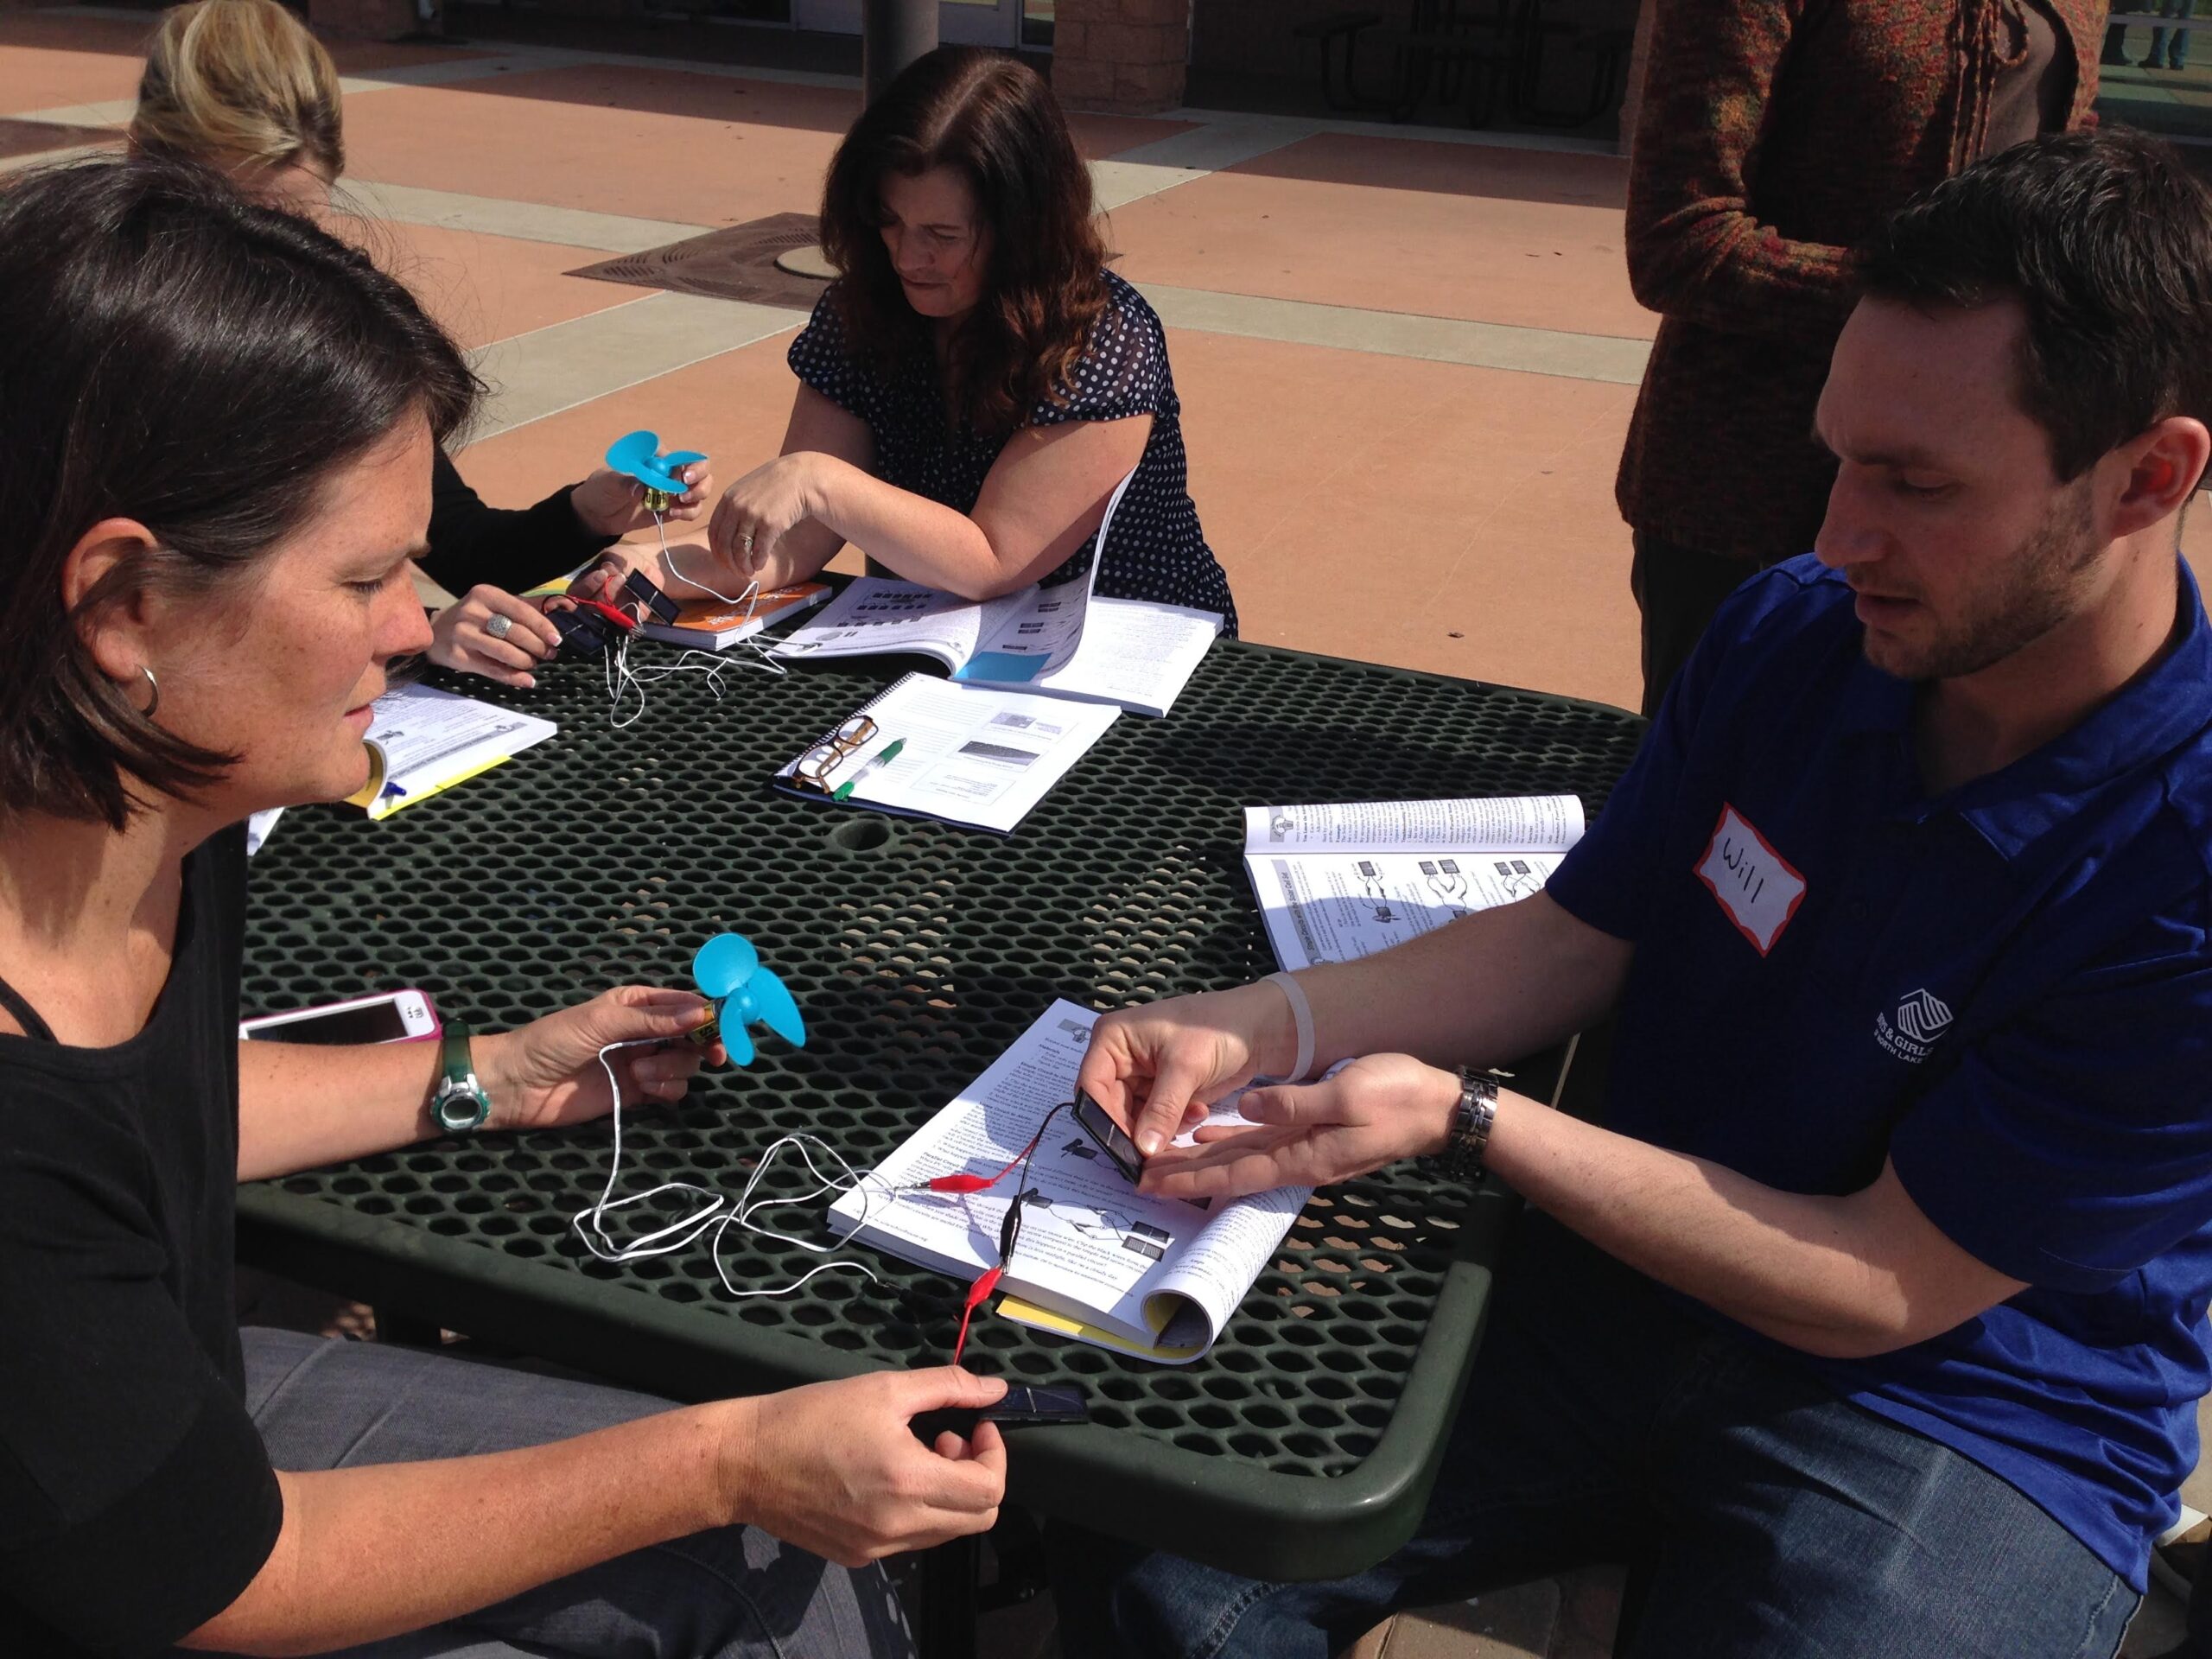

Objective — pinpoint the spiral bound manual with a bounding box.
[769,672,1118,834]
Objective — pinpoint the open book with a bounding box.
[343,683,557,821]
[829,1001,1307,1364]
[1246,796,1586,968]
[771,470,1223,717]
[772,674,1118,835]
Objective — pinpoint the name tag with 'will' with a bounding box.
[1695,804,1806,956]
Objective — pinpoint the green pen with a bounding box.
[832,737,906,802]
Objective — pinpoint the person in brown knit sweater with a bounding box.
[1619,0,2104,716]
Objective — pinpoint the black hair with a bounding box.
[0,155,477,828]
[1859,128,2212,483]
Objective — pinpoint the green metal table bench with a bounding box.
[237,632,1643,1592]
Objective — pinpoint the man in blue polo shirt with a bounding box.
[1050,129,2212,1657]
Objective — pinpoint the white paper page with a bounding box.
[770,578,991,668]
[1143,1180,1306,1346]
[829,1001,1216,1336]
[1253,847,1565,969]
[244,808,284,857]
[365,685,556,793]
[785,676,1116,834]
[1034,597,1223,716]
[1244,795,1585,856]
[955,467,1135,687]
[952,569,1096,684]
[830,1001,1300,1351]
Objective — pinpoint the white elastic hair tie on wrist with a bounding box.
[1262,971,1316,1084]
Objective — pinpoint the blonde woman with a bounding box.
[129,0,707,689]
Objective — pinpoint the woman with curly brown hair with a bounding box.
[705,47,1237,631]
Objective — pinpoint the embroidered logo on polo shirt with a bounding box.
[1874,988,1953,1064]
[1694,804,1808,955]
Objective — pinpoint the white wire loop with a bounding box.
[599,514,786,728]
[570,1037,907,1300]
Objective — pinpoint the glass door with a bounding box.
[790,0,1021,48]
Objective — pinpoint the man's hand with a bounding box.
[473,987,724,1133]
[1137,1053,1465,1200]
[1080,982,1300,1158]
[721,1369,1008,1567]
[569,460,715,539]
[428,585,563,689]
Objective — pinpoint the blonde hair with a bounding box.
[130,0,345,181]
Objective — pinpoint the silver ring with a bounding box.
[485,613,514,641]
[741,530,756,554]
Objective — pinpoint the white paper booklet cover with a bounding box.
[346,683,558,821]
[828,1001,1308,1364]
[1245,796,1586,968]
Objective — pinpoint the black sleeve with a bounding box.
[787,286,871,419]
[1028,283,1166,429]
[0,1123,282,1656]
[419,448,617,598]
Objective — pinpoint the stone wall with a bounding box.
[308,0,436,41]
[1051,0,1192,115]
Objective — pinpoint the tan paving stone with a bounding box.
[343,215,644,351]
[340,64,851,227]
[0,10,147,115]
[340,60,1188,231]
[0,10,485,117]
[1109,133,1650,343]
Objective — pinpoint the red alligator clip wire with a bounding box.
[567,597,640,632]
[926,1173,998,1194]
[950,1265,1003,1365]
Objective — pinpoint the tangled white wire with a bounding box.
[570,1038,906,1300]
[601,515,787,729]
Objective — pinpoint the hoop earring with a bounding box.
[136,665,159,719]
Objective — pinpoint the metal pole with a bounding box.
[777,1,939,281]
[861,0,939,106]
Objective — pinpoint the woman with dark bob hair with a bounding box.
[0,157,1003,1659]
[703,47,1236,628]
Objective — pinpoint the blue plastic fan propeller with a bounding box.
[690,933,806,1066]
[604,430,709,505]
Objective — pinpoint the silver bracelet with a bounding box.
[1440,1070,1498,1185]
[1261,971,1316,1083]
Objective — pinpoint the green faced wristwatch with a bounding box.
[429,1021,492,1135]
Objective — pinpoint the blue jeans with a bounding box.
[1050,1213,2137,1659]
[191,1328,913,1659]
[2152,0,2193,68]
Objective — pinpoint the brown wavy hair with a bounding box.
[819,47,1109,437]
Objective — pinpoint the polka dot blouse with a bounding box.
[787,270,1237,633]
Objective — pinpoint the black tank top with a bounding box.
[0,825,282,1656]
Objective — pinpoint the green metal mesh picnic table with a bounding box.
[236,632,1644,1582]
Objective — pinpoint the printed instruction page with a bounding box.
[1033,597,1223,717]
[772,469,1136,686]
[770,578,989,667]
[828,1000,1308,1360]
[783,674,1117,833]
[1243,796,1586,968]
[361,684,556,792]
